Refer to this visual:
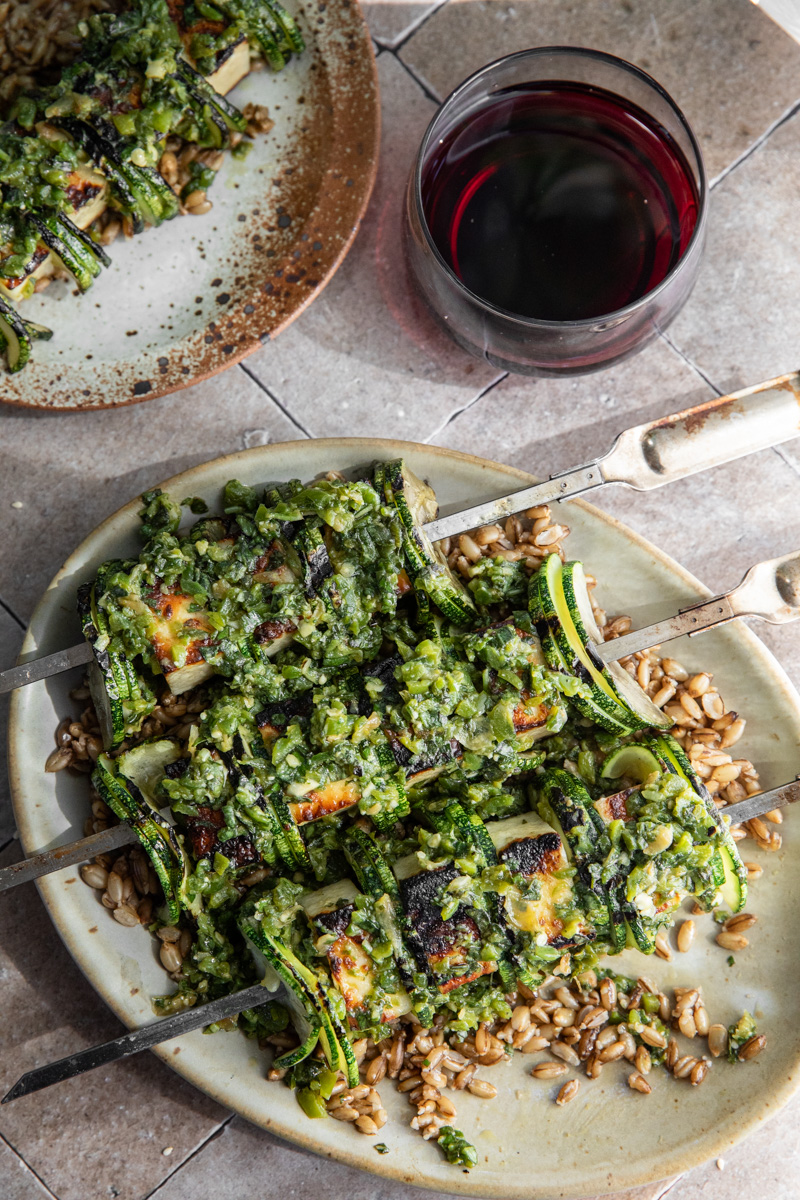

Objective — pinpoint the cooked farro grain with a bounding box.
[707,1025,728,1058]
[555,1079,579,1106]
[716,931,749,952]
[737,1035,766,1061]
[0,1,117,111]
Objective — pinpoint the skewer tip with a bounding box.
[1,1076,30,1104]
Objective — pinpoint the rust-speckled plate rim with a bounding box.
[9,438,800,1198]
[0,0,379,412]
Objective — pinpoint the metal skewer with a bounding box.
[3,369,800,700]
[4,545,800,897]
[594,549,800,664]
[4,776,798,1105]
[0,824,135,893]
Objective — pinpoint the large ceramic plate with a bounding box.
[1,0,378,411]
[9,440,800,1198]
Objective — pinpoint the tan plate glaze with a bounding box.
[9,440,800,1198]
[0,0,378,411]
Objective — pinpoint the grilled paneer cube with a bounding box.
[489,813,592,949]
[302,880,411,1027]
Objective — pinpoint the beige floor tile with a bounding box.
[433,339,800,686]
[363,0,444,47]
[399,0,800,179]
[0,365,305,622]
[149,1112,670,1200]
[661,1088,800,1200]
[0,843,230,1200]
[1,608,25,843]
[0,1137,54,1200]
[432,336,714,477]
[243,53,503,442]
[667,109,800,392]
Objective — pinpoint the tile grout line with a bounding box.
[376,0,451,53]
[0,592,26,631]
[657,330,724,396]
[710,93,800,189]
[391,49,443,105]
[0,1130,60,1200]
[142,1113,237,1200]
[238,362,314,439]
[423,371,509,444]
[774,443,800,480]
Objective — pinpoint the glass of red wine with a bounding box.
[404,47,707,376]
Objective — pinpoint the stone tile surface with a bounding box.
[0,842,230,1200]
[400,0,800,178]
[668,107,800,392]
[363,0,446,48]
[0,1136,56,1200]
[243,53,503,442]
[0,365,305,622]
[149,1112,674,1200]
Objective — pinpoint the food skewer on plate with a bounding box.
[4,765,797,1106]
[2,367,800,697]
[2,543,799,895]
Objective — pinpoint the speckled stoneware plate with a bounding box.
[9,440,800,1198]
[0,1,378,411]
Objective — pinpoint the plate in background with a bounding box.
[9,439,800,1197]
[1,0,379,411]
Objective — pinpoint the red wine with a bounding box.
[421,81,700,322]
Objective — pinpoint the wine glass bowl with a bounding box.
[403,46,708,376]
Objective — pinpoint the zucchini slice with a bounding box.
[77,573,156,749]
[288,777,361,826]
[28,211,101,292]
[532,557,632,734]
[381,459,476,625]
[271,791,312,872]
[58,213,112,269]
[0,295,32,373]
[176,60,248,133]
[20,317,54,341]
[539,768,611,860]
[538,770,623,950]
[239,911,344,1077]
[559,559,671,732]
[93,754,184,923]
[116,738,183,806]
[343,828,400,900]
[654,734,747,913]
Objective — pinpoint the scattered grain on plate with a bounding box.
[677,920,695,953]
[716,931,749,952]
[738,1035,767,1061]
[555,1079,579,1106]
